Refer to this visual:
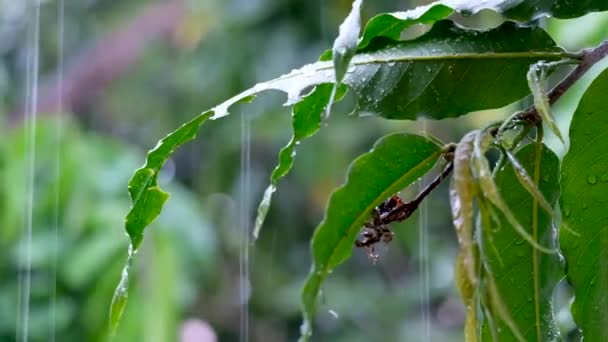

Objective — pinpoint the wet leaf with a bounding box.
[455,251,479,342]
[125,111,213,249]
[527,63,565,144]
[359,0,608,48]
[503,0,608,20]
[471,131,554,254]
[481,143,562,341]
[125,20,565,249]
[560,67,608,340]
[451,131,478,286]
[299,133,443,340]
[219,21,566,122]
[253,84,334,239]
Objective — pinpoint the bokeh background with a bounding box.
[1,0,607,341]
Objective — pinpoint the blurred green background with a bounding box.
[1,1,607,341]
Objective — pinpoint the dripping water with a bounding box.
[418,119,432,341]
[49,1,65,341]
[239,112,252,342]
[17,1,40,341]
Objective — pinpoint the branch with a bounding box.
[383,147,455,224]
[520,40,608,124]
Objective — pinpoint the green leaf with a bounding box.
[220,21,566,123]
[349,21,566,120]
[481,143,562,341]
[527,62,565,144]
[359,0,608,48]
[125,111,213,249]
[560,67,608,340]
[471,131,554,254]
[253,84,334,239]
[299,133,443,340]
[503,0,608,21]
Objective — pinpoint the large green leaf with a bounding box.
[481,144,561,341]
[560,67,608,340]
[344,21,566,119]
[299,133,443,340]
[252,21,566,122]
[359,0,608,49]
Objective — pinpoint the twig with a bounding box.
[382,159,454,224]
[520,40,608,124]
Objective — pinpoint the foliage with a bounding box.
[109,0,608,340]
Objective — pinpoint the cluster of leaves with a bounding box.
[111,0,608,340]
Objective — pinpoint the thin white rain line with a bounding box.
[418,119,432,341]
[49,1,65,341]
[239,113,251,342]
[19,2,41,342]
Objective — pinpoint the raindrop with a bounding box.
[328,309,339,319]
[563,205,572,217]
[587,174,598,185]
[601,173,608,182]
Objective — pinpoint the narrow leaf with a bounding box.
[560,67,608,340]
[527,63,565,144]
[481,144,562,341]
[253,84,333,239]
[300,133,443,340]
[471,131,555,254]
[451,131,478,286]
[455,251,479,342]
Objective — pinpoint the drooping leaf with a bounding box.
[300,133,443,340]
[527,62,565,144]
[253,84,334,239]
[455,251,479,342]
[560,67,608,340]
[451,131,478,286]
[471,131,555,253]
[125,111,213,249]
[358,0,608,48]
[481,143,562,341]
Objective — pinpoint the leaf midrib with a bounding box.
[273,51,569,84]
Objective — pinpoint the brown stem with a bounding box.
[382,160,454,224]
[520,40,608,124]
